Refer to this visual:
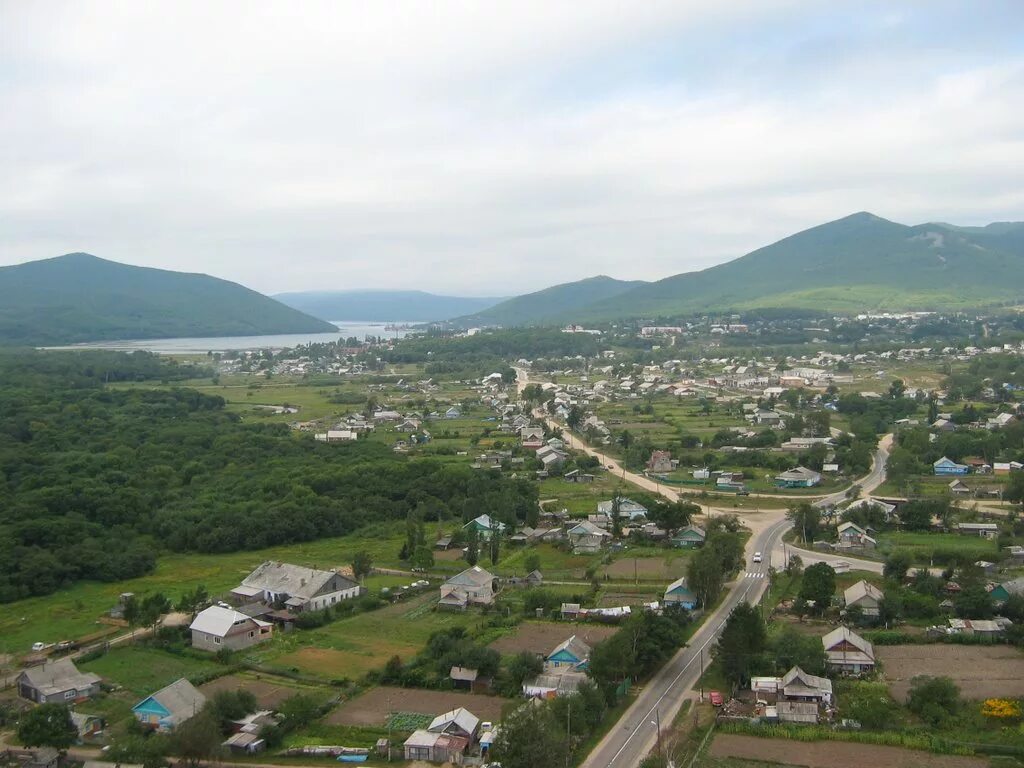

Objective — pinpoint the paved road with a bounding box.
[580,515,791,768]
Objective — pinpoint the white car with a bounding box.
[752,552,763,564]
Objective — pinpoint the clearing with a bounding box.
[602,555,689,580]
[328,686,512,727]
[80,646,223,698]
[878,644,1024,701]
[198,672,331,709]
[488,621,618,655]
[709,733,986,768]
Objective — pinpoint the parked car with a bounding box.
[709,691,724,707]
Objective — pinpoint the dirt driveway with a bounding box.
[710,733,986,768]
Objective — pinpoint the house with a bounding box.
[934,456,969,475]
[647,450,676,473]
[223,711,280,754]
[17,658,101,704]
[844,497,898,522]
[314,429,357,442]
[463,514,507,541]
[948,479,970,494]
[403,730,470,763]
[546,636,591,670]
[995,461,1024,475]
[232,561,362,612]
[663,576,698,610]
[957,522,999,538]
[775,466,821,488]
[780,666,833,705]
[24,749,60,768]
[429,707,479,740]
[821,627,875,675]
[373,409,402,422]
[561,603,582,620]
[189,605,273,652]
[445,406,462,419]
[835,521,876,550]
[536,445,568,470]
[597,498,648,521]
[989,577,1024,604]
[438,566,498,610]
[566,520,612,554]
[563,469,595,483]
[844,580,884,617]
[132,678,207,732]
[671,525,706,549]
[526,570,544,587]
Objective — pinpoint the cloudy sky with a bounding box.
[1,1,1022,296]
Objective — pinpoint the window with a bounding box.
[249,631,255,638]
[214,636,222,644]
[64,690,76,700]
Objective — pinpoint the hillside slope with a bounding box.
[0,253,337,345]
[573,213,1024,320]
[274,290,505,322]
[453,275,647,327]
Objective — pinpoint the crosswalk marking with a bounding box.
[745,571,765,578]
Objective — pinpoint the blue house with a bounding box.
[933,456,969,475]
[546,636,591,670]
[664,576,698,610]
[132,678,206,732]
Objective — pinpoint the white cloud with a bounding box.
[0,1,1022,294]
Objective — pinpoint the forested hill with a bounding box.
[273,289,506,322]
[569,214,1024,320]
[451,275,646,327]
[0,350,538,602]
[0,253,337,345]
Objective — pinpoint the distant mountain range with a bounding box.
[273,290,506,323]
[452,275,647,327]
[0,253,335,345]
[452,213,1024,326]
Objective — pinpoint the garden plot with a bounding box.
[878,644,1024,701]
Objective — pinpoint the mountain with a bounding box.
[273,290,506,322]
[0,253,337,345]
[451,275,647,327]
[569,213,1024,321]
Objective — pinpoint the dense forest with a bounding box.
[0,351,537,602]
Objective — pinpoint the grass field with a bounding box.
[874,531,999,563]
[0,523,409,655]
[257,593,486,681]
[80,645,223,697]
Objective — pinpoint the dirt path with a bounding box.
[710,733,986,768]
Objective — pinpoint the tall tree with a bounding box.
[787,503,821,544]
[351,551,373,583]
[465,527,480,567]
[17,704,77,753]
[715,603,767,687]
[798,562,836,615]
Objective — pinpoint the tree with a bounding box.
[492,702,567,768]
[411,545,435,570]
[566,405,583,431]
[524,552,541,573]
[883,550,913,582]
[647,500,696,535]
[787,503,821,544]
[17,704,77,752]
[954,581,994,619]
[139,592,171,630]
[888,379,906,400]
[277,694,322,729]
[687,547,724,608]
[907,676,960,726]
[767,625,827,675]
[798,562,836,615]
[175,585,209,613]
[351,551,373,583]
[489,534,501,565]
[172,708,222,767]
[842,682,899,728]
[503,651,543,695]
[716,603,767,687]
[465,527,479,567]
[611,494,623,538]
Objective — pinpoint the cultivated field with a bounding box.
[708,733,986,768]
[328,686,513,727]
[878,644,1024,701]
[487,621,618,655]
[199,672,331,709]
[80,646,222,697]
[603,555,690,580]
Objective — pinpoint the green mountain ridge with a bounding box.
[562,212,1024,323]
[451,275,647,327]
[274,289,507,322]
[0,253,337,345]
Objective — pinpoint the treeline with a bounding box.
[0,351,536,602]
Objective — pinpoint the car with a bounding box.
[709,690,724,707]
[736,490,750,496]
[752,552,762,563]
[31,642,45,652]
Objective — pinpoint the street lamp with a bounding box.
[650,708,663,755]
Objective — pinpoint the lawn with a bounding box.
[255,593,490,681]
[874,531,999,564]
[79,645,223,697]
[0,523,408,655]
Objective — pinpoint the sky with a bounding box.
[1,1,1023,296]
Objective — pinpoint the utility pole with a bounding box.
[565,697,571,768]
[387,696,392,762]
